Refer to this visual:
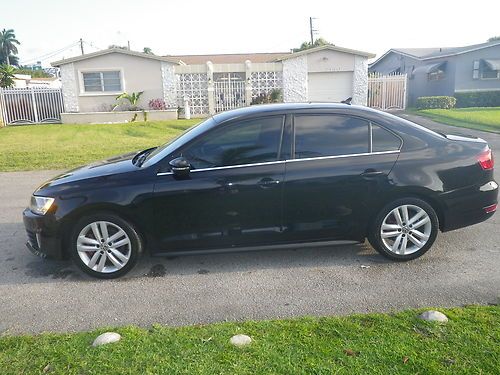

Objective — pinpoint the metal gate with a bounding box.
[368,73,407,110]
[0,87,64,125]
[214,73,246,112]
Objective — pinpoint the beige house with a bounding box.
[52,45,375,119]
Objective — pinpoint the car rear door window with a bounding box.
[182,116,284,169]
[294,115,369,158]
[371,123,402,152]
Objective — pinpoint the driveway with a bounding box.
[0,115,499,334]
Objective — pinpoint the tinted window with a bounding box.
[371,123,401,152]
[294,115,369,158]
[182,116,283,169]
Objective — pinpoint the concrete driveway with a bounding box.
[0,115,499,334]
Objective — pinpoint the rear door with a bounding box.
[282,113,401,242]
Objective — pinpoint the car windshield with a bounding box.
[142,117,216,167]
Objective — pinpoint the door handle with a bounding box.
[258,178,280,188]
[361,170,384,178]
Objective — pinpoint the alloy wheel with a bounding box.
[380,204,432,255]
[76,221,131,273]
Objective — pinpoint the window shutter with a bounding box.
[472,60,479,79]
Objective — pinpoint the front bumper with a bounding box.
[23,209,64,259]
[441,180,498,232]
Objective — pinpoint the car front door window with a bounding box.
[182,116,284,169]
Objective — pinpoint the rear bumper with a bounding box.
[22,209,64,259]
[440,180,498,232]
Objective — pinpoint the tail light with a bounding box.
[478,148,494,170]
[484,204,497,214]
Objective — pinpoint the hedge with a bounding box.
[454,91,500,108]
[416,96,456,109]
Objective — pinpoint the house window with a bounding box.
[481,67,500,79]
[82,71,122,92]
[473,60,480,79]
[428,69,445,81]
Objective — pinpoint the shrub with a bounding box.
[416,96,456,109]
[149,98,166,110]
[251,88,283,105]
[454,91,500,108]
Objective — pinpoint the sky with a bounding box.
[3,0,500,67]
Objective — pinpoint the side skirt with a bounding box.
[151,239,364,257]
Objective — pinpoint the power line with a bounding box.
[20,41,80,64]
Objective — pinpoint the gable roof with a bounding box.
[275,44,376,60]
[165,52,290,64]
[51,48,182,67]
[370,40,500,67]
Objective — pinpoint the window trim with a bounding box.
[78,68,125,96]
[480,69,500,80]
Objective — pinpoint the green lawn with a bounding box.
[0,306,498,374]
[415,107,500,133]
[0,120,199,172]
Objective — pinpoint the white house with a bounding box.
[51,45,375,120]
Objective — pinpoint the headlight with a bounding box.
[30,196,55,215]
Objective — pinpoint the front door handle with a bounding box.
[258,177,281,188]
[361,170,384,178]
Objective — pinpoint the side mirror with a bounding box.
[169,156,191,177]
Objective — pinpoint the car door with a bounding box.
[152,115,286,253]
[282,113,401,242]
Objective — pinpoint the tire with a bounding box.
[367,198,439,261]
[70,213,142,279]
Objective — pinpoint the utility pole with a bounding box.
[309,17,314,45]
[309,17,318,45]
[79,38,84,55]
[127,40,131,51]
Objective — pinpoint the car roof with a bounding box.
[211,103,383,123]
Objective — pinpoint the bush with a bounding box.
[251,89,283,105]
[454,91,500,108]
[416,96,456,109]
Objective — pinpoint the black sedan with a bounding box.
[23,103,498,278]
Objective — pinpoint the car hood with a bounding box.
[35,151,142,191]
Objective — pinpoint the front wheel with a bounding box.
[70,213,142,278]
[368,198,439,261]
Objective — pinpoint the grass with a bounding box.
[0,119,199,172]
[0,306,498,374]
[413,107,500,133]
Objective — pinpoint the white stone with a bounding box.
[59,63,79,112]
[282,55,308,102]
[352,55,368,106]
[92,332,122,347]
[161,62,177,108]
[229,334,252,347]
[419,310,449,323]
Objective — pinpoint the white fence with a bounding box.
[214,80,246,112]
[0,87,64,125]
[368,73,407,110]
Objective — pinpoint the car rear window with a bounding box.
[371,123,402,152]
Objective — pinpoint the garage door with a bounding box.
[308,72,353,102]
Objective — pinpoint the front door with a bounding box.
[152,115,286,252]
[283,114,401,242]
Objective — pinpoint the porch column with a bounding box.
[245,60,252,106]
[206,61,215,115]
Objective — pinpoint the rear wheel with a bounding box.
[368,198,439,261]
[70,213,142,278]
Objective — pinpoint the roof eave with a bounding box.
[275,45,375,61]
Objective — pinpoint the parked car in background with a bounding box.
[23,103,498,278]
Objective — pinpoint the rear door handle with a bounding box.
[361,170,384,178]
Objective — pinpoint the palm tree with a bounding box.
[114,91,144,110]
[0,64,16,88]
[0,29,20,66]
[143,47,154,55]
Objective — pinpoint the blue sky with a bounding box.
[3,0,500,66]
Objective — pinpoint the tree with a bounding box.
[108,44,128,50]
[0,50,18,66]
[293,37,332,52]
[143,47,154,55]
[114,91,144,111]
[488,36,500,42]
[0,29,20,65]
[0,64,16,88]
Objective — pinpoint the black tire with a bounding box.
[70,213,142,279]
[367,197,439,261]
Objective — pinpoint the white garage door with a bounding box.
[308,72,353,102]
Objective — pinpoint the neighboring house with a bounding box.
[369,41,500,105]
[52,45,375,116]
[13,74,61,88]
